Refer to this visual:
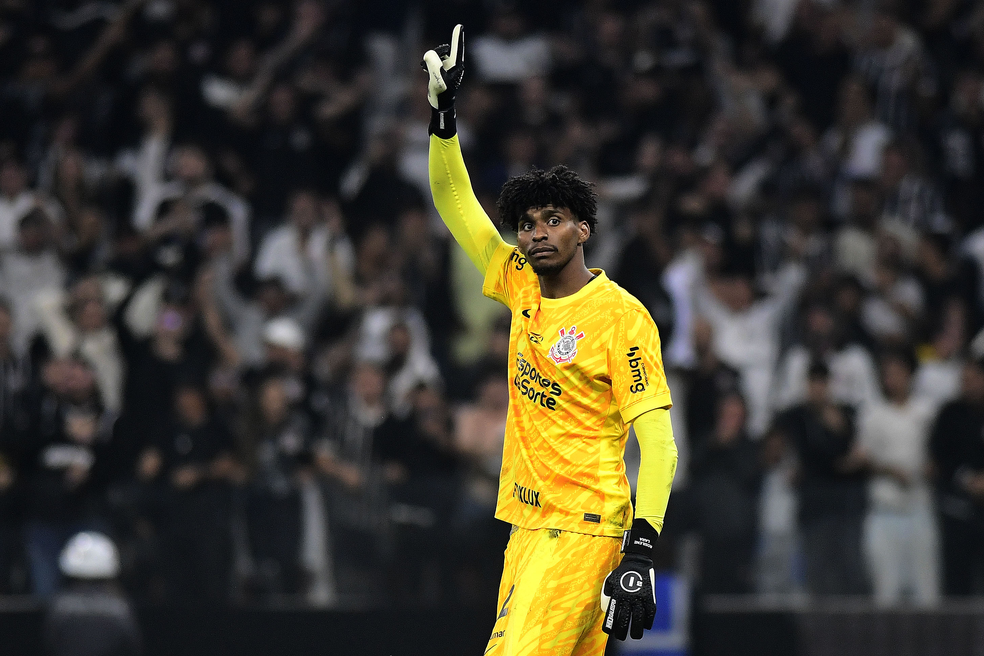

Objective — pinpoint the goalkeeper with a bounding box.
[424,26,678,654]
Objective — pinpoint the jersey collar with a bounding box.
[538,269,607,309]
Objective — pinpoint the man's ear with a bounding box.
[577,221,590,245]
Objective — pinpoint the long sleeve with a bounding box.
[429,135,504,274]
[762,261,807,323]
[632,407,678,533]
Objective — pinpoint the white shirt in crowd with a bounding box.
[0,191,35,250]
[0,249,66,353]
[697,262,806,436]
[772,343,881,412]
[254,224,354,299]
[471,33,551,83]
[912,357,963,407]
[858,395,937,512]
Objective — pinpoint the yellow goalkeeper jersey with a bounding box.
[483,242,672,537]
[429,134,673,539]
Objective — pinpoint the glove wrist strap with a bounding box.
[621,518,658,558]
[429,107,457,139]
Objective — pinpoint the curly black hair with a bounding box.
[496,165,598,234]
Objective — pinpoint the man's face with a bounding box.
[289,192,319,231]
[516,206,589,276]
[18,224,46,254]
[806,376,829,405]
[0,162,25,197]
[174,148,209,184]
[881,358,912,400]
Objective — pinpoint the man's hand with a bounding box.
[601,518,658,641]
[421,24,464,138]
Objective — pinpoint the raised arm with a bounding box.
[423,25,505,275]
[429,136,504,273]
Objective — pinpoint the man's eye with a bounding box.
[548,218,560,225]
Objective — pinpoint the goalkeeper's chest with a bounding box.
[508,308,616,420]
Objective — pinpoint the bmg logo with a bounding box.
[626,346,649,393]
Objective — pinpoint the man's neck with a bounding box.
[889,392,910,407]
[537,261,595,299]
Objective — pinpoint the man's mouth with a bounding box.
[528,246,555,257]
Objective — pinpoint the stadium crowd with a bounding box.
[1,0,984,609]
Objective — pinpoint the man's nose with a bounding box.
[531,223,547,240]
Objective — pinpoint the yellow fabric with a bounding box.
[429,134,503,273]
[429,133,674,539]
[486,527,622,656]
[631,408,678,534]
[483,242,672,537]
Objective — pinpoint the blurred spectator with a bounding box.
[258,316,318,419]
[35,277,126,414]
[253,190,354,310]
[0,298,30,429]
[696,259,806,436]
[0,298,27,592]
[861,254,925,345]
[915,233,970,335]
[0,438,20,594]
[1,209,67,353]
[858,349,940,606]
[832,274,878,350]
[879,139,950,234]
[774,362,868,595]
[471,7,551,83]
[375,385,459,605]
[384,322,442,420]
[914,298,967,406]
[685,317,741,452]
[45,532,140,656]
[929,358,984,596]
[773,303,880,413]
[316,362,390,603]
[138,144,251,268]
[21,357,113,597]
[774,4,851,131]
[353,274,440,417]
[242,375,314,597]
[116,278,215,447]
[758,188,834,285]
[934,70,984,233]
[756,424,799,594]
[340,132,425,244]
[0,157,40,250]
[612,202,677,342]
[688,392,761,594]
[158,385,240,602]
[210,266,293,369]
[853,3,932,133]
[393,206,456,371]
[835,178,883,286]
[823,78,891,217]
[249,83,323,225]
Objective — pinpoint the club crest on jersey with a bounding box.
[549,326,585,364]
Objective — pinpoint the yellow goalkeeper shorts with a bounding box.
[484,526,623,656]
